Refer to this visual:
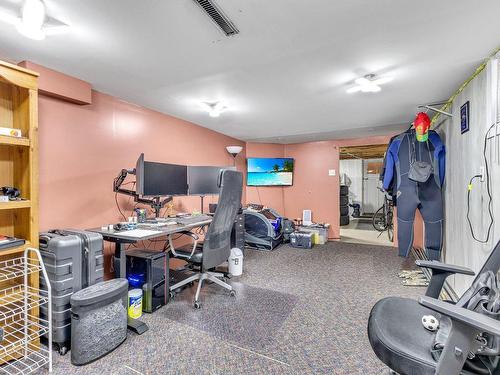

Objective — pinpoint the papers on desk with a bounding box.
[117,229,163,238]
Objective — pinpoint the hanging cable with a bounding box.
[466,123,495,243]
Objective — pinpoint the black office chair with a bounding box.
[168,169,243,309]
[368,240,500,375]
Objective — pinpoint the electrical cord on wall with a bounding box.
[466,123,495,243]
[114,181,136,221]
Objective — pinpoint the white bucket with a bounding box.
[128,289,143,319]
[228,248,243,276]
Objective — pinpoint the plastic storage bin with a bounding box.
[70,278,128,365]
[290,231,314,249]
[298,225,329,245]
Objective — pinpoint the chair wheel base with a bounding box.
[194,301,201,309]
[230,290,236,297]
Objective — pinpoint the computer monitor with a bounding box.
[135,154,188,197]
[187,166,236,196]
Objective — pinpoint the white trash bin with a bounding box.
[228,248,243,276]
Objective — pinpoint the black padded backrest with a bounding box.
[457,240,500,307]
[202,170,243,270]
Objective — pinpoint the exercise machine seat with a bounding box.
[368,297,438,375]
[369,296,489,375]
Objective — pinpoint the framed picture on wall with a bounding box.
[460,101,470,134]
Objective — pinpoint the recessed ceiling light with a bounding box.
[201,101,227,117]
[346,74,393,94]
[0,0,70,40]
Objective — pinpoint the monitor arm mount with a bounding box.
[113,168,172,218]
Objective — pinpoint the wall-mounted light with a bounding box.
[346,74,393,94]
[0,0,70,40]
[201,101,227,117]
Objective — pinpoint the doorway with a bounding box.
[339,144,393,246]
[363,159,384,214]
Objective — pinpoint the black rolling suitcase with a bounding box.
[39,229,104,355]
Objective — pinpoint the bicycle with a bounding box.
[372,188,394,242]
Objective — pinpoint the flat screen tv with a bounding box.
[247,158,294,186]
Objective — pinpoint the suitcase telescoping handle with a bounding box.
[84,245,90,286]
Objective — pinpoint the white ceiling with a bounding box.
[0,0,499,143]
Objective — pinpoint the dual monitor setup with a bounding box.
[114,153,235,216]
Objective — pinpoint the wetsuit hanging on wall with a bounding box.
[382,113,445,260]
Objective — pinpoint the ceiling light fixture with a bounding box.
[0,0,70,40]
[16,0,46,40]
[201,101,227,117]
[346,74,393,94]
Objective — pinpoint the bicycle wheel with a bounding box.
[372,206,387,232]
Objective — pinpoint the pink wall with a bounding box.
[245,143,285,214]
[284,141,339,238]
[39,92,246,230]
[38,91,245,274]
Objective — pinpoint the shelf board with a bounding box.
[0,200,31,210]
[0,242,32,257]
[0,135,30,147]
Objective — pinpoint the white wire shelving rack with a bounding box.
[0,248,52,374]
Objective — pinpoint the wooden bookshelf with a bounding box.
[0,60,40,362]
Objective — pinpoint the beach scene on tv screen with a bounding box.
[247,158,294,186]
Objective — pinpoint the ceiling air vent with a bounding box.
[193,0,239,37]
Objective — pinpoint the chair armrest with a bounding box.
[419,296,500,336]
[419,296,500,374]
[176,231,199,241]
[416,260,474,299]
[168,231,199,259]
[416,260,475,276]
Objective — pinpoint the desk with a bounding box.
[88,218,211,334]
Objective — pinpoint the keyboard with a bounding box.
[137,221,177,229]
[176,214,212,225]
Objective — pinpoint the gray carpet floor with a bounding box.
[41,242,423,374]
